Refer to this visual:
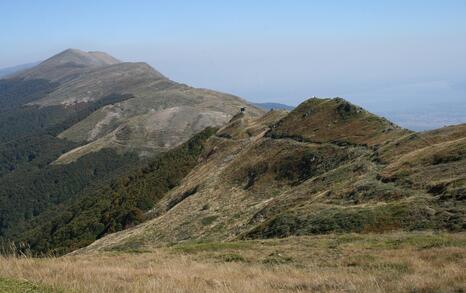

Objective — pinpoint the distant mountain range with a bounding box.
[0,62,38,78]
[252,102,294,111]
[3,49,263,163]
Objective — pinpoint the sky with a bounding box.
[1,0,465,130]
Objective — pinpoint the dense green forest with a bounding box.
[0,78,144,254]
[0,149,139,237]
[8,127,217,255]
[0,135,77,177]
[0,85,133,143]
[0,79,59,111]
[1,76,215,256]
[0,78,136,174]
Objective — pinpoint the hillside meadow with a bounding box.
[0,232,465,292]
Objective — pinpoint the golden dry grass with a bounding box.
[1,233,465,292]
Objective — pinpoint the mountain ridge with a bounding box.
[253,102,294,111]
[0,62,39,78]
[73,97,465,253]
[0,49,263,247]
[1,49,464,258]
[3,49,264,162]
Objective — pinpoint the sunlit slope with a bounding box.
[80,97,465,253]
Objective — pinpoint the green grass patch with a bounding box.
[216,253,247,262]
[246,198,465,239]
[262,252,294,265]
[200,215,218,226]
[106,238,148,253]
[325,232,466,251]
[172,241,254,254]
[0,277,57,292]
[383,233,466,249]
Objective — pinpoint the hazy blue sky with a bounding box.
[1,0,465,129]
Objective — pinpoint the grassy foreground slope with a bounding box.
[0,233,465,292]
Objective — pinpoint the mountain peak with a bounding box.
[42,48,120,67]
[267,97,409,146]
[14,48,120,82]
[61,48,85,54]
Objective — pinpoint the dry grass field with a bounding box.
[1,232,465,292]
